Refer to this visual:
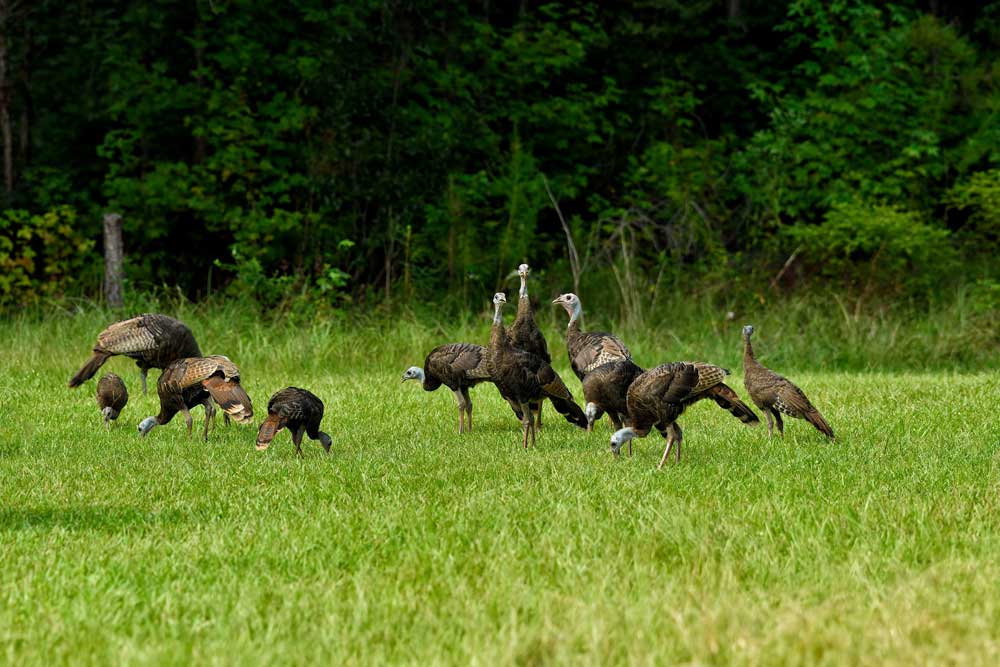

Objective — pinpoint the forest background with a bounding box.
[0,0,997,365]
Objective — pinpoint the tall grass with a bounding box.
[9,283,996,378]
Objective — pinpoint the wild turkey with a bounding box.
[551,293,632,381]
[581,358,645,432]
[402,343,523,433]
[610,361,759,467]
[96,372,128,429]
[256,387,332,456]
[741,325,834,439]
[487,292,587,448]
[137,355,253,441]
[509,263,549,429]
[69,314,202,394]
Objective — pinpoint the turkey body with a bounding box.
[488,293,587,448]
[403,343,522,433]
[139,355,253,441]
[552,293,632,381]
[581,359,645,431]
[742,325,834,439]
[616,361,758,467]
[96,372,128,428]
[69,314,202,394]
[257,387,331,455]
[509,266,550,428]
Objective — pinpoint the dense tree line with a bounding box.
[0,0,997,310]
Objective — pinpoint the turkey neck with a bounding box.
[743,334,761,370]
[490,303,510,354]
[564,301,583,344]
[515,276,534,325]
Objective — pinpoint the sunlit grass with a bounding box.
[1,307,998,665]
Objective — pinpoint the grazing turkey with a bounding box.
[741,325,834,440]
[137,355,253,441]
[610,361,759,467]
[509,264,549,428]
[551,293,632,381]
[69,314,202,394]
[96,372,128,429]
[488,292,587,448]
[256,387,332,456]
[581,359,645,432]
[403,343,525,433]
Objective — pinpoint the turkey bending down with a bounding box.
[96,372,128,429]
[610,361,759,467]
[138,355,253,441]
[256,387,332,456]
[508,264,549,429]
[488,292,587,448]
[402,343,522,434]
[742,325,834,439]
[581,358,645,432]
[69,313,202,394]
[551,293,632,381]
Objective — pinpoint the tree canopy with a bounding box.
[1,0,997,310]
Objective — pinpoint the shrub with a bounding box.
[0,207,97,309]
[785,200,956,295]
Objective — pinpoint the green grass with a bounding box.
[1,307,999,665]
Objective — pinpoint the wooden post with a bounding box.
[103,212,124,308]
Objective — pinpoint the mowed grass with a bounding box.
[1,309,999,665]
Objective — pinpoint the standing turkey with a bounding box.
[509,263,549,429]
[256,387,332,456]
[69,314,202,394]
[488,292,587,448]
[741,325,834,439]
[138,355,253,441]
[610,361,759,467]
[96,372,128,429]
[402,343,522,434]
[581,358,645,432]
[551,293,632,381]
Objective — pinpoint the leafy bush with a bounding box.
[947,169,1000,248]
[0,207,97,308]
[785,200,956,295]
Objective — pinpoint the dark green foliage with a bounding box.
[0,0,996,310]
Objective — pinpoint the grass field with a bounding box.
[1,307,999,665]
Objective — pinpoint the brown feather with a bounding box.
[256,414,285,450]
[743,326,834,439]
[203,375,254,423]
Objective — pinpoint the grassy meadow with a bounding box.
[1,302,999,665]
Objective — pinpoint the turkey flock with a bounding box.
[70,264,834,466]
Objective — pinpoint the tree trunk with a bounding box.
[103,213,125,309]
[0,8,13,196]
[16,19,27,166]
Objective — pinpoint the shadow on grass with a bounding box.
[0,506,190,532]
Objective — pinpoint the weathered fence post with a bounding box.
[103,212,124,308]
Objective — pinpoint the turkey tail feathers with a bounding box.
[256,414,283,450]
[707,383,760,425]
[69,351,111,388]
[805,408,835,439]
[203,376,254,423]
[548,395,588,429]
